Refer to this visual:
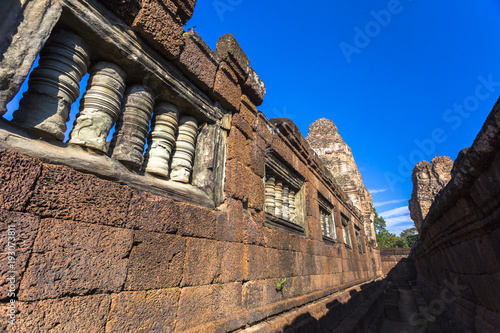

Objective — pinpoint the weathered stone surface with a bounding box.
[227,125,251,166]
[97,0,142,24]
[214,34,250,84]
[409,156,453,230]
[225,159,264,210]
[307,118,375,240]
[176,29,218,94]
[126,190,178,233]
[242,66,266,106]
[240,95,258,128]
[176,201,217,239]
[213,62,241,113]
[125,230,185,290]
[176,283,243,332]
[181,238,221,286]
[145,102,180,178]
[27,163,132,226]
[69,61,126,153]
[170,0,197,24]
[11,295,111,333]
[110,84,154,170]
[170,115,198,183]
[106,289,180,332]
[0,149,41,211]
[0,0,62,115]
[132,0,184,60]
[12,30,90,140]
[0,210,39,301]
[19,219,133,301]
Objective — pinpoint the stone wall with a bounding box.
[408,156,453,231]
[0,0,385,331]
[380,248,415,286]
[412,99,500,332]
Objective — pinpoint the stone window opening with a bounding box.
[318,193,336,243]
[355,227,364,254]
[264,152,305,234]
[0,4,228,209]
[341,214,352,249]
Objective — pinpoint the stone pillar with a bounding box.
[69,62,126,152]
[265,175,276,215]
[282,185,289,220]
[289,189,296,222]
[274,181,283,218]
[12,30,89,140]
[145,102,180,178]
[110,85,154,169]
[170,116,198,183]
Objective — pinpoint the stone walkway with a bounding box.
[379,287,421,333]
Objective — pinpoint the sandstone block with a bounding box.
[176,29,218,93]
[242,67,266,106]
[132,0,184,60]
[97,0,142,24]
[27,163,132,226]
[243,244,267,281]
[218,241,245,283]
[127,190,178,233]
[181,238,221,286]
[106,289,180,332]
[19,219,133,301]
[232,112,254,139]
[213,62,241,112]
[240,95,259,127]
[10,295,110,333]
[0,149,42,211]
[125,231,185,290]
[175,201,217,239]
[176,283,243,331]
[227,126,251,166]
[214,34,250,84]
[216,198,245,243]
[0,210,39,301]
[170,0,197,24]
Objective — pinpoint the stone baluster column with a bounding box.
[110,85,154,169]
[289,189,296,222]
[321,211,326,236]
[13,30,89,140]
[265,175,276,215]
[69,62,126,152]
[145,102,180,178]
[282,185,289,220]
[326,214,332,238]
[275,181,283,218]
[170,116,198,183]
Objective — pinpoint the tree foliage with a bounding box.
[373,208,419,248]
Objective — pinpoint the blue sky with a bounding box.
[5,1,500,235]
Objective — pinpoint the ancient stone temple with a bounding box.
[307,118,376,242]
[0,0,386,331]
[408,156,453,230]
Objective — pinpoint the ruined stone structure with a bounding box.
[307,118,376,242]
[410,101,500,332]
[408,156,453,230]
[0,0,386,331]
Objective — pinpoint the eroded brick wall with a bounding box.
[380,248,415,286]
[413,100,500,332]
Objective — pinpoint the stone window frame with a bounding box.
[318,193,337,243]
[341,213,352,249]
[264,152,305,234]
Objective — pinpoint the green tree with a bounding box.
[373,208,387,234]
[400,227,418,247]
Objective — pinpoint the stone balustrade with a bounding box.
[264,174,297,223]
